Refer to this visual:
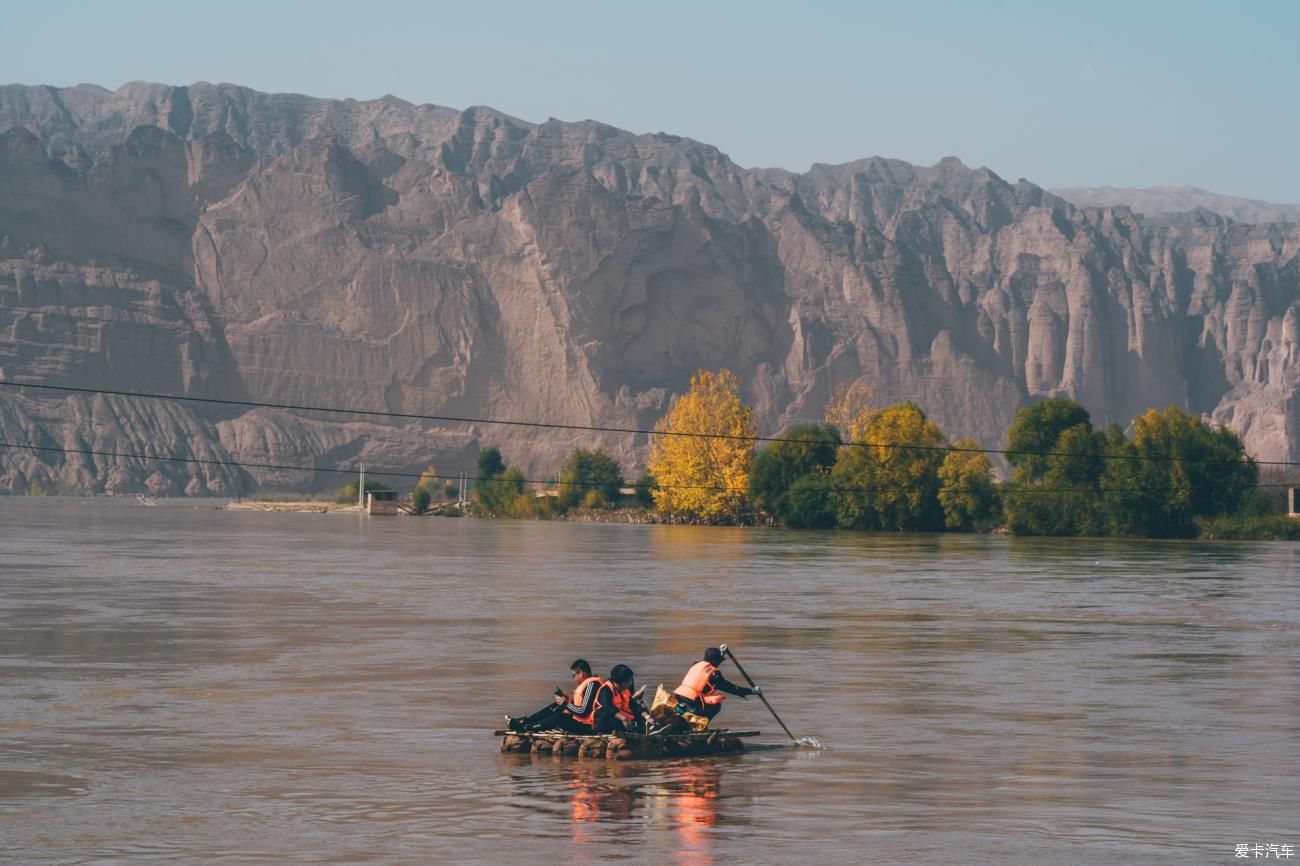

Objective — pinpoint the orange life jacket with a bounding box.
[595,682,635,721]
[675,661,726,705]
[570,675,601,707]
[568,676,604,727]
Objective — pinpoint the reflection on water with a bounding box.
[0,498,1296,865]
[503,754,736,866]
[661,761,723,866]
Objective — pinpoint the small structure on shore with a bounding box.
[367,489,399,516]
[1289,487,1299,518]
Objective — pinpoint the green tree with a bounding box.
[1003,398,1103,536]
[778,472,838,529]
[478,467,526,514]
[1099,424,1146,536]
[1100,409,1258,538]
[832,402,947,531]
[1006,397,1093,481]
[410,465,441,513]
[749,424,841,517]
[556,448,624,511]
[938,439,999,531]
[632,472,656,507]
[830,439,879,530]
[475,447,506,491]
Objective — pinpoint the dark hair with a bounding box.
[570,658,592,676]
[703,647,723,665]
[608,664,634,686]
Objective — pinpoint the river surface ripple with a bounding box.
[0,498,1296,865]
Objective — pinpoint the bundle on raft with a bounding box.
[494,729,758,760]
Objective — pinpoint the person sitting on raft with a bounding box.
[673,647,760,721]
[590,664,655,734]
[508,659,604,733]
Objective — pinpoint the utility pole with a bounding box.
[358,463,365,509]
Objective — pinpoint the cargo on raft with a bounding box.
[494,729,759,760]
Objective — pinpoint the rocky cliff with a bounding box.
[1,82,1297,495]
[1053,185,1300,225]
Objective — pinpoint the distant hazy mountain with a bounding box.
[1052,185,1300,224]
[1,82,1298,495]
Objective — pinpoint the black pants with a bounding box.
[592,715,627,735]
[522,704,593,734]
[676,694,722,720]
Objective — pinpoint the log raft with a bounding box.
[494,729,759,760]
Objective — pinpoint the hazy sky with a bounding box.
[7,0,1298,201]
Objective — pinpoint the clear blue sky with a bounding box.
[7,0,1298,201]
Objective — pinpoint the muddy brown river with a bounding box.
[1,498,1296,864]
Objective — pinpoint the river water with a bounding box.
[0,498,1296,865]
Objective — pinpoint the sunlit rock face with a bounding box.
[1,82,1296,493]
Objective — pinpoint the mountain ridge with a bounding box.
[1052,184,1300,225]
[1,81,1296,495]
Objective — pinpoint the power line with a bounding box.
[0,440,1291,497]
[0,379,1292,468]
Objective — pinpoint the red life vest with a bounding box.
[675,661,726,705]
[568,676,604,727]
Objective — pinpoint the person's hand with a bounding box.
[751,685,763,697]
[553,694,566,705]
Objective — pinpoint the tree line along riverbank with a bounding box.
[359,370,1300,541]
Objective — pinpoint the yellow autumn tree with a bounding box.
[831,401,947,531]
[647,369,756,518]
[825,381,876,443]
[937,439,999,531]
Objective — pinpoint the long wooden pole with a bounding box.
[721,644,798,743]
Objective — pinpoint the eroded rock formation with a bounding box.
[1,82,1296,494]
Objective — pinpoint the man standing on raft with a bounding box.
[673,647,761,722]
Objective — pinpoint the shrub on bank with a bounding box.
[336,478,394,503]
[555,448,623,511]
[1196,515,1300,541]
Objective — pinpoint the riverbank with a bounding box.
[46,494,1296,540]
[225,501,364,514]
[543,507,767,526]
[1195,514,1300,541]
[549,508,1300,540]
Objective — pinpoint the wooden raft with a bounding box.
[494,729,759,760]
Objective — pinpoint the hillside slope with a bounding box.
[1,82,1297,494]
